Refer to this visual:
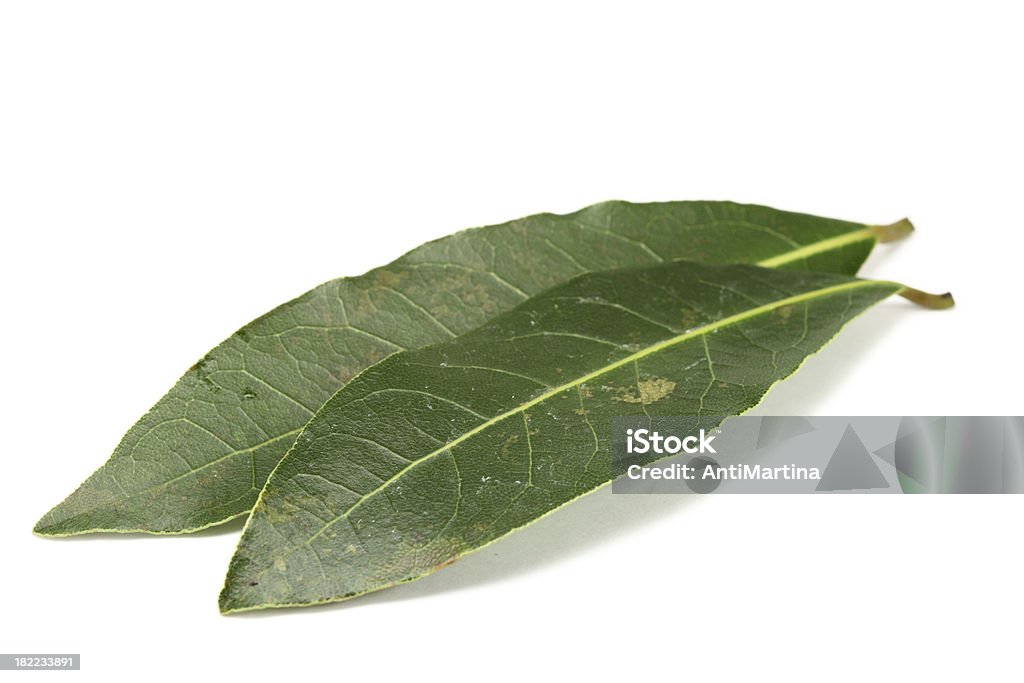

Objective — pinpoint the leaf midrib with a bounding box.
[302,277,896,545]
[756,227,875,268]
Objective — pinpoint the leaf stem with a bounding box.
[870,218,915,243]
[899,286,955,309]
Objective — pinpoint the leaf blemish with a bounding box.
[613,377,677,403]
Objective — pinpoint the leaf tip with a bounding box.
[33,510,61,537]
[218,565,269,614]
[870,218,915,243]
[218,585,244,615]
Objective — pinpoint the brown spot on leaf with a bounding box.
[612,377,677,404]
[373,269,408,289]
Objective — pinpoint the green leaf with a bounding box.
[35,201,911,536]
[219,261,951,612]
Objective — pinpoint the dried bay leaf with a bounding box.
[36,201,911,536]
[219,261,950,612]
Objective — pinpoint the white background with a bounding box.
[2,2,1022,681]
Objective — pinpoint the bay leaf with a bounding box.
[36,201,911,536]
[219,261,951,612]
